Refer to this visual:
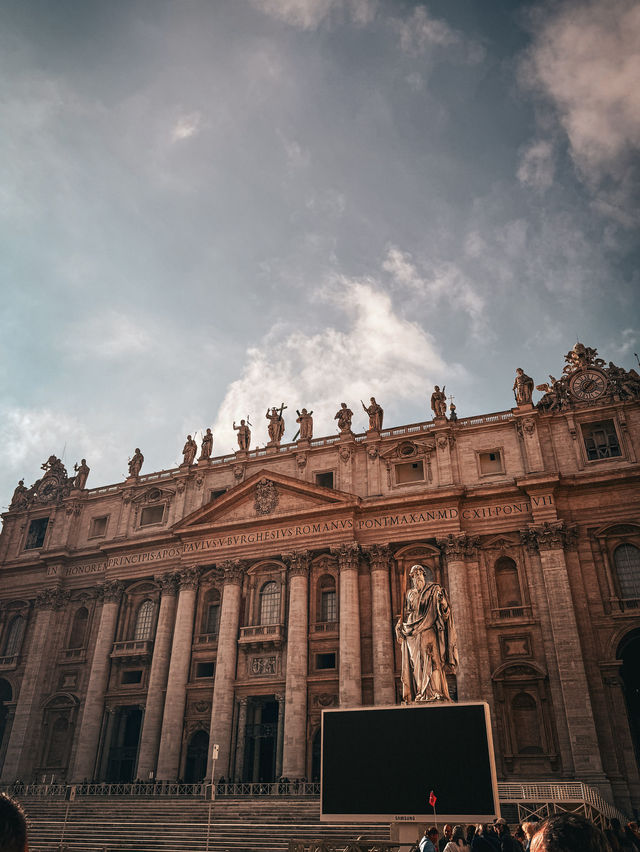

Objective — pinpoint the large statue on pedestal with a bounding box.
[296,408,313,441]
[334,402,353,433]
[128,448,144,478]
[430,386,447,418]
[362,397,383,431]
[233,419,251,451]
[73,459,90,489]
[199,428,213,460]
[266,404,287,446]
[182,435,198,466]
[395,564,458,702]
[513,368,534,405]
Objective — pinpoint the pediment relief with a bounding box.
[131,486,176,505]
[483,534,521,551]
[380,439,436,462]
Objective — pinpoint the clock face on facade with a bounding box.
[569,368,608,401]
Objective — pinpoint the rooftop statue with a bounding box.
[73,459,90,490]
[296,408,313,441]
[513,368,534,406]
[128,448,144,478]
[430,385,447,418]
[182,435,198,466]
[334,402,353,434]
[362,397,383,431]
[233,419,251,451]
[10,479,28,509]
[266,404,287,446]
[199,428,213,460]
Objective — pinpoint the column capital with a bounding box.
[34,586,70,611]
[275,692,285,704]
[282,550,310,577]
[157,571,179,596]
[437,533,480,560]
[177,567,200,591]
[331,543,360,572]
[220,559,246,586]
[364,543,391,571]
[98,580,125,604]
[522,521,577,552]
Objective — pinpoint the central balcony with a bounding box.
[110,639,154,662]
[238,624,284,650]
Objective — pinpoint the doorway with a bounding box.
[106,706,143,782]
[242,697,279,782]
[185,730,209,783]
[619,629,640,768]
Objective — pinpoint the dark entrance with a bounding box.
[243,697,279,782]
[619,629,640,769]
[185,730,209,783]
[311,728,321,782]
[0,679,12,773]
[107,706,143,782]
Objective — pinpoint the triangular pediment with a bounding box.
[174,469,360,533]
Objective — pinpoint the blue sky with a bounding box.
[1,0,639,501]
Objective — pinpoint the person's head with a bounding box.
[240,419,245,425]
[301,408,307,415]
[495,818,509,835]
[516,368,524,376]
[451,826,465,844]
[341,402,347,408]
[522,821,539,840]
[443,825,453,840]
[427,827,438,843]
[187,435,192,440]
[434,385,440,392]
[370,397,376,403]
[530,813,610,852]
[0,794,28,852]
[135,447,140,453]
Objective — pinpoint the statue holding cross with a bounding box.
[266,403,287,446]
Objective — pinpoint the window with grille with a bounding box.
[259,582,280,625]
[615,544,640,600]
[206,603,220,634]
[4,616,26,657]
[321,589,337,622]
[582,420,621,460]
[134,600,155,640]
[25,517,49,549]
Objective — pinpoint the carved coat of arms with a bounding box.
[254,478,279,515]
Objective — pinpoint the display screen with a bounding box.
[321,703,498,823]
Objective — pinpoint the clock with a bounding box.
[569,368,608,401]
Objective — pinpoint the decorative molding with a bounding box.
[283,550,310,577]
[158,571,179,596]
[34,586,70,611]
[177,567,201,591]
[437,532,480,560]
[296,452,307,470]
[221,559,246,586]
[331,543,360,572]
[250,655,278,676]
[255,479,279,515]
[364,543,391,571]
[526,522,578,551]
[99,580,125,604]
[313,693,338,707]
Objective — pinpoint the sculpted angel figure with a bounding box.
[128,448,144,478]
[233,419,251,451]
[334,402,353,433]
[361,397,383,431]
[395,564,458,702]
[199,428,213,460]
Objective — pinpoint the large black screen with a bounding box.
[321,703,498,822]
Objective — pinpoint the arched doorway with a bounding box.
[619,629,640,767]
[185,730,209,783]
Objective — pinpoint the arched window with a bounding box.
[134,600,155,641]
[68,607,88,649]
[3,616,25,657]
[615,544,640,600]
[495,557,522,608]
[205,590,221,635]
[318,575,337,623]
[259,582,280,625]
[512,692,543,754]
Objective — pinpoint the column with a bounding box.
[527,523,609,792]
[365,545,396,704]
[1,587,68,781]
[136,572,179,780]
[437,534,482,701]
[207,560,244,779]
[97,707,117,780]
[333,544,362,707]
[155,568,199,780]
[71,580,123,782]
[275,693,285,778]
[282,551,309,778]
[234,698,249,781]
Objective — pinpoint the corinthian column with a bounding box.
[155,568,200,781]
[1,587,69,781]
[365,545,396,705]
[437,534,481,700]
[71,580,124,782]
[282,551,310,778]
[333,544,362,707]
[136,572,178,780]
[207,560,245,779]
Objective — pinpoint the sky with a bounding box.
[1,0,639,502]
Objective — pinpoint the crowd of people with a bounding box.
[418,814,640,852]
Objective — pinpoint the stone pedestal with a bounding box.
[296,439,311,450]
[334,545,362,707]
[366,545,396,704]
[365,429,380,441]
[282,553,310,777]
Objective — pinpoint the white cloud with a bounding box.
[248,0,376,30]
[394,6,484,62]
[171,112,203,142]
[60,311,154,360]
[607,328,638,359]
[212,276,459,452]
[517,139,555,190]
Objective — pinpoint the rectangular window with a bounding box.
[210,489,227,502]
[316,652,336,670]
[205,603,220,635]
[320,590,337,622]
[25,517,49,550]
[395,461,424,483]
[195,661,215,679]
[315,471,334,489]
[140,505,164,527]
[582,420,621,461]
[89,516,108,538]
[122,670,142,685]
[479,450,504,475]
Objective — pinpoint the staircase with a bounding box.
[16,796,391,852]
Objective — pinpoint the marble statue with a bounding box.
[296,408,313,441]
[395,564,458,702]
[182,435,198,466]
[430,386,447,418]
[10,480,28,509]
[513,368,534,405]
[334,402,353,433]
[73,459,90,490]
[266,404,287,446]
[200,428,213,460]
[128,448,144,478]
[233,419,251,451]
[362,397,383,431]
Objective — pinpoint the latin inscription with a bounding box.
[47,562,106,577]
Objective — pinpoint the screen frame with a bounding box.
[320,701,500,824]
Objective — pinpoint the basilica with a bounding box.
[0,343,639,816]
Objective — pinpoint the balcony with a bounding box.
[238,624,284,650]
[59,647,87,664]
[311,621,339,635]
[110,639,154,661]
[490,605,533,622]
[0,654,19,671]
[194,633,219,646]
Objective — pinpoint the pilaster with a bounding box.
[281,551,310,778]
[332,544,362,707]
[364,544,395,704]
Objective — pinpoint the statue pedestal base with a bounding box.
[365,429,380,441]
[433,415,448,425]
[514,402,534,412]
[265,444,279,454]
[296,439,311,449]
[125,475,139,485]
[178,462,192,472]
[197,458,212,467]
[339,431,354,442]
[235,450,248,460]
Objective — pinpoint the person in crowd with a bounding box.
[471,824,500,852]
[529,812,611,852]
[0,793,28,852]
[513,826,526,851]
[521,821,540,851]
[610,818,636,852]
[439,825,453,851]
[466,827,477,847]
[443,824,470,851]
[495,819,518,852]
[625,823,640,851]
[420,826,440,852]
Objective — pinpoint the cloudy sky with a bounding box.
[1,0,639,502]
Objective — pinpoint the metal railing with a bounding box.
[0,780,321,798]
[497,781,627,824]
[111,639,154,658]
[239,624,284,640]
[490,605,533,620]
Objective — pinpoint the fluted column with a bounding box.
[333,544,362,707]
[71,580,124,782]
[155,568,200,780]
[207,560,245,779]
[234,698,249,781]
[1,587,68,781]
[282,551,309,778]
[437,534,481,700]
[365,545,396,704]
[136,572,179,780]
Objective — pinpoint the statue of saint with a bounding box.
[233,419,251,451]
[296,408,313,441]
[361,397,383,431]
[265,404,287,446]
[513,368,534,405]
[395,564,458,702]
[73,459,90,489]
[430,386,447,418]
[182,435,198,466]
[10,479,28,509]
[199,428,213,460]
[128,448,144,478]
[334,402,353,433]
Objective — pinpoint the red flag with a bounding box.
[429,791,437,808]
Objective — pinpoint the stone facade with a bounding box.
[1,347,640,815]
